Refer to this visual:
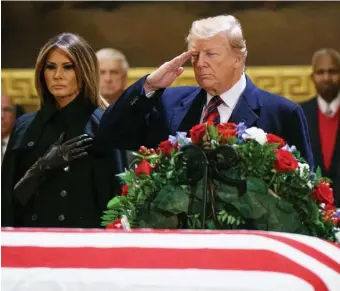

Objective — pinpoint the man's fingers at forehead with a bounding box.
[172,51,192,66]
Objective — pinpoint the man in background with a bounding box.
[96,48,133,167]
[301,48,340,206]
[1,95,17,160]
[96,48,129,105]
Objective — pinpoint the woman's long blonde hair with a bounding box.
[35,32,107,109]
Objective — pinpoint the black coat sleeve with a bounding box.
[1,122,20,226]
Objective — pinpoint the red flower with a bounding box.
[190,123,207,144]
[106,218,122,229]
[121,184,129,196]
[312,183,334,205]
[138,146,148,154]
[216,123,237,141]
[274,149,298,172]
[324,204,336,212]
[159,140,177,156]
[135,160,152,176]
[266,133,286,148]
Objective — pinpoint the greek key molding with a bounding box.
[2,66,316,111]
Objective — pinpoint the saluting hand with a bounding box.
[144,51,192,94]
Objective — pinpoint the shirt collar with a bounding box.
[206,73,246,109]
[317,91,340,117]
[1,136,9,145]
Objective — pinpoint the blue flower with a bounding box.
[236,122,247,144]
[168,135,177,145]
[309,172,317,181]
[282,144,297,153]
[176,132,188,143]
[335,209,340,219]
[169,132,192,148]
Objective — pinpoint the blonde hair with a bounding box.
[186,15,247,59]
[35,32,107,109]
[96,48,129,72]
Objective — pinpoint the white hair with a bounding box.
[186,15,247,59]
[312,48,340,69]
[96,48,129,71]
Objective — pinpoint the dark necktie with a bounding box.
[202,95,223,125]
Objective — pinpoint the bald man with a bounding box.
[96,48,129,105]
[1,95,17,160]
[301,48,340,206]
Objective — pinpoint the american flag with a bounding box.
[2,228,340,291]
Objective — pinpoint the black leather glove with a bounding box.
[36,133,93,171]
[13,133,93,206]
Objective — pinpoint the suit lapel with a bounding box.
[169,88,204,133]
[84,108,103,137]
[229,76,261,128]
[329,116,340,176]
[307,99,324,173]
[170,76,261,133]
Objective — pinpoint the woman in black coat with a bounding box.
[1,33,124,228]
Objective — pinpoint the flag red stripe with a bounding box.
[254,233,340,274]
[2,246,328,291]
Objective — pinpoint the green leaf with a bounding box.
[144,154,160,160]
[166,170,173,179]
[207,125,219,140]
[316,167,322,181]
[206,219,216,229]
[107,197,123,209]
[152,184,190,214]
[247,177,269,196]
[139,211,178,229]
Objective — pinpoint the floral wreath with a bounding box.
[102,122,340,242]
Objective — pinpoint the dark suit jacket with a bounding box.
[301,97,340,206]
[15,104,26,119]
[1,107,125,227]
[96,75,314,168]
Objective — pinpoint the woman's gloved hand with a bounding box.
[37,133,93,170]
[13,133,93,207]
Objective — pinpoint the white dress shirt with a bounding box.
[1,136,10,162]
[317,91,340,117]
[200,74,247,123]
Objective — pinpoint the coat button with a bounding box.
[31,214,37,221]
[58,214,65,221]
[60,190,67,197]
[27,141,34,147]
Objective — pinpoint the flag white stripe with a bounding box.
[270,232,340,264]
[1,268,315,291]
[2,232,340,289]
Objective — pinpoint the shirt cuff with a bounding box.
[145,91,156,98]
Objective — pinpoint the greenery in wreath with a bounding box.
[102,122,340,242]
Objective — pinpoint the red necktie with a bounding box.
[202,95,223,125]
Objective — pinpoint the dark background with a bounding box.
[2,1,340,68]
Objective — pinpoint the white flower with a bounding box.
[297,162,310,178]
[335,230,340,243]
[242,127,267,145]
[307,181,313,189]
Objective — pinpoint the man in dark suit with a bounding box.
[96,14,313,168]
[301,49,340,206]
